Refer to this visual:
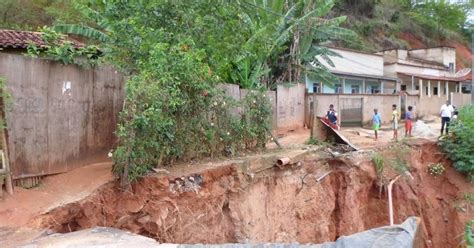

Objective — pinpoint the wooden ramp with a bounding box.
[318,117,359,151]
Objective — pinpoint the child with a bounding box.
[405,106,413,137]
[372,108,381,141]
[392,104,398,141]
[326,104,338,129]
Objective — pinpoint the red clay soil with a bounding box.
[398,32,425,49]
[446,40,472,70]
[31,140,474,247]
[0,161,114,228]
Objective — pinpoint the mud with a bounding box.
[33,141,473,248]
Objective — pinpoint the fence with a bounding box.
[0,53,124,179]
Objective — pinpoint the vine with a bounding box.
[26,26,101,67]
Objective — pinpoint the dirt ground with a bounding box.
[0,118,472,248]
[0,161,114,228]
[29,140,474,248]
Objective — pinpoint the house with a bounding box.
[305,47,400,127]
[304,46,471,127]
[379,47,472,117]
[306,47,399,95]
[0,29,123,187]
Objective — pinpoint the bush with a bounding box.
[112,40,272,184]
[428,163,445,176]
[439,104,474,181]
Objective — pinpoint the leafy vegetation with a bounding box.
[333,0,473,50]
[428,163,445,176]
[26,26,100,67]
[465,220,474,248]
[59,0,351,186]
[371,152,385,176]
[440,105,474,181]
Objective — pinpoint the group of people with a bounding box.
[325,100,458,141]
[371,104,411,141]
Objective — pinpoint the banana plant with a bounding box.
[230,0,355,89]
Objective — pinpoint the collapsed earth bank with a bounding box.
[33,141,472,248]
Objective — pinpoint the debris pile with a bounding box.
[168,174,203,194]
[412,120,438,139]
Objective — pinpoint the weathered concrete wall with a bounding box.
[451,92,471,109]
[307,94,400,126]
[409,47,456,69]
[220,84,278,132]
[276,84,305,134]
[0,53,124,179]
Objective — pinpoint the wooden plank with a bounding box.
[317,117,359,151]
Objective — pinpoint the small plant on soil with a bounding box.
[372,153,385,176]
[464,220,474,247]
[428,163,445,176]
[464,193,474,204]
[306,138,330,148]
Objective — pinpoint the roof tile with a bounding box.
[0,29,84,49]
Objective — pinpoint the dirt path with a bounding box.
[0,161,114,228]
[339,121,441,150]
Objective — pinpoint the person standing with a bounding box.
[405,106,413,137]
[391,104,399,141]
[440,100,454,135]
[326,104,338,129]
[372,108,382,141]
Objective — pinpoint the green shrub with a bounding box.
[439,105,474,181]
[428,163,445,176]
[372,152,385,176]
[112,41,272,184]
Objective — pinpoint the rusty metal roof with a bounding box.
[0,29,84,49]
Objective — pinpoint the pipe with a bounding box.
[276,157,291,168]
[388,175,402,226]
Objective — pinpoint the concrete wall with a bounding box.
[307,93,400,126]
[0,53,124,179]
[409,47,456,69]
[317,48,384,76]
[220,84,278,132]
[276,84,305,133]
[383,63,451,79]
[451,92,471,109]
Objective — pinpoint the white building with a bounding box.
[305,47,399,95]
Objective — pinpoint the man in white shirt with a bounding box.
[439,100,454,135]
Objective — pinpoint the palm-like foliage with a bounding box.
[53,24,109,42]
[230,0,356,89]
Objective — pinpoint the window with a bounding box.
[401,85,407,91]
[351,84,360,94]
[335,84,342,93]
[433,87,438,95]
[449,63,454,72]
[444,85,447,95]
[461,84,472,94]
[425,87,428,95]
[416,85,420,90]
[313,83,321,93]
[366,85,380,94]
